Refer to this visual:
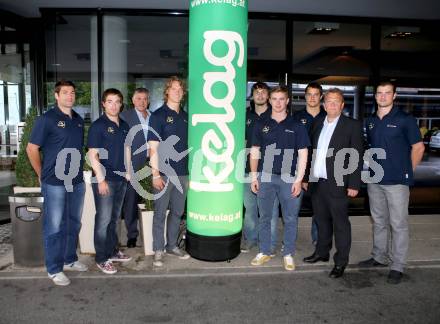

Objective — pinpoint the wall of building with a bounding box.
[0,0,439,20]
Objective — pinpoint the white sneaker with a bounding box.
[251,253,271,266]
[166,247,190,260]
[153,251,164,267]
[283,254,295,271]
[64,261,88,272]
[48,272,71,286]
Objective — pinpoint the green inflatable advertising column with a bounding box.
[187,0,248,261]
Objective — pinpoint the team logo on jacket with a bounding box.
[368,122,374,130]
[166,116,174,124]
[246,118,252,126]
[107,127,114,134]
[262,126,270,133]
[300,118,307,125]
[57,121,65,128]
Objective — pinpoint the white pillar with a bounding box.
[103,16,128,103]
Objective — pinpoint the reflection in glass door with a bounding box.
[0,43,32,156]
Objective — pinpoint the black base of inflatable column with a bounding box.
[186,230,241,261]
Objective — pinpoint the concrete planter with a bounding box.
[78,171,96,254]
[138,204,168,256]
[13,186,40,194]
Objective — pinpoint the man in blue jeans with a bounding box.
[148,76,190,267]
[88,88,132,275]
[250,85,309,271]
[242,82,280,255]
[27,80,88,286]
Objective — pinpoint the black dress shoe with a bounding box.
[329,265,346,278]
[387,270,403,284]
[127,238,137,248]
[358,258,387,268]
[303,253,330,263]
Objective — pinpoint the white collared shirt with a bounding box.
[135,108,150,141]
[313,115,340,179]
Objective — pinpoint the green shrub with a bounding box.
[83,124,92,171]
[15,107,40,187]
[138,166,154,211]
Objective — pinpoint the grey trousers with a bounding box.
[367,183,410,272]
[152,176,188,252]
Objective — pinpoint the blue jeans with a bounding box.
[41,182,85,275]
[257,175,303,257]
[92,180,127,264]
[153,176,188,252]
[122,181,141,240]
[243,182,279,253]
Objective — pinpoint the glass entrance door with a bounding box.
[0,43,32,157]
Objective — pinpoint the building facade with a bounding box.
[1,0,440,156]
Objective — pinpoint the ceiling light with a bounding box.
[384,26,420,38]
[307,22,340,35]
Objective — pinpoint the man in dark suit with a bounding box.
[302,88,364,278]
[120,88,150,248]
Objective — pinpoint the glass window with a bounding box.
[378,25,440,131]
[0,43,32,156]
[248,19,285,60]
[45,14,96,121]
[293,21,371,81]
[102,14,189,111]
[380,24,440,87]
[248,19,286,80]
[291,21,372,120]
[392,88,440,131]
[291,83,364,118]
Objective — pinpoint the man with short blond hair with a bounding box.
[250,85,309,271]
[148,76,190,267]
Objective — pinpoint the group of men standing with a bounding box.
[26,77,423,286]
[27,77,190,285]
[242,81,424,284]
